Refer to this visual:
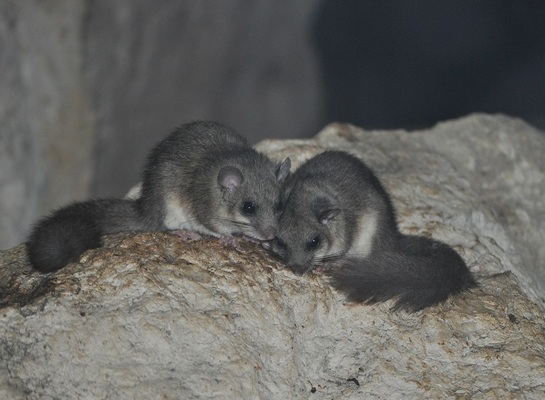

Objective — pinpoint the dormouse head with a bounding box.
[215,156,291,241]
[267,191,348,275]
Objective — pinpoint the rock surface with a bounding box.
[2,114,545,399]
[0,0,94,250]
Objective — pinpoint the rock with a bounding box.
[2,114,545,399]
[0,1,94,250]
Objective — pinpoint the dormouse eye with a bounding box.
[306,235,321,251]
[242,201,256,215]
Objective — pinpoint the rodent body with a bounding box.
[267,150,475,311]
[27,121,290,273]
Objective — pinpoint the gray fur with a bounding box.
[27,121,291,272]
[267,150,475,311]
[137,121,290,238]
[269,151,398,273]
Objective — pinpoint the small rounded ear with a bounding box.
[218,166,244,191]
[318,208,341,225]
[275,158,291,183]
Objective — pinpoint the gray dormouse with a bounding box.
[28,121,291,273]
[266,150,475,312]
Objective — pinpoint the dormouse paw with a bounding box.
[170,230,202,241]
[313,261,342,273]
[218,236,240,248]
[242,235,261,244]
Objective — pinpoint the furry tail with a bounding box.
[327,235,476,312]
[27,199,146,273]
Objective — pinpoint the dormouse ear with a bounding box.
[275,158,291,183]
[218,166,244,191]
[318,208,341,225]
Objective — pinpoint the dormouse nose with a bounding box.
[288,262,309,276]
[261,226,277,241]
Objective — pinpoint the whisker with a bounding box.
[209,217,252,228]
[208,217,265,240]
[318,253,345,264]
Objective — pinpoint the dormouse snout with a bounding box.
[287,262,310,276]
[261,238,310,275]
[263,237,285,259]
[261,226,277,241]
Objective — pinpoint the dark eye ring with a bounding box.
[307,235,321,250]
[242,201,256,215]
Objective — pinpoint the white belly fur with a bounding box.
[163,193,219,237]
[346,211,378,258]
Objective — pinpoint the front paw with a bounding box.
[314,260,343,273]
[218,236,240,248]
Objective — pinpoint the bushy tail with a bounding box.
[327,235,476,312]
[27,199,146,273]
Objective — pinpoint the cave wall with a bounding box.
[0,0,94,250]
[85,0,323,197]
[0,0,322,249]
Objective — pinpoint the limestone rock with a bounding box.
[0,0,94,250]
[2,114,545,399]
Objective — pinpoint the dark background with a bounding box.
[314,0,545,130]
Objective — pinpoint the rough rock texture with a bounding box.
[0,0,94,250]
[2,114,545,399]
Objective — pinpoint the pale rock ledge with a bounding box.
[1,114,545,399]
